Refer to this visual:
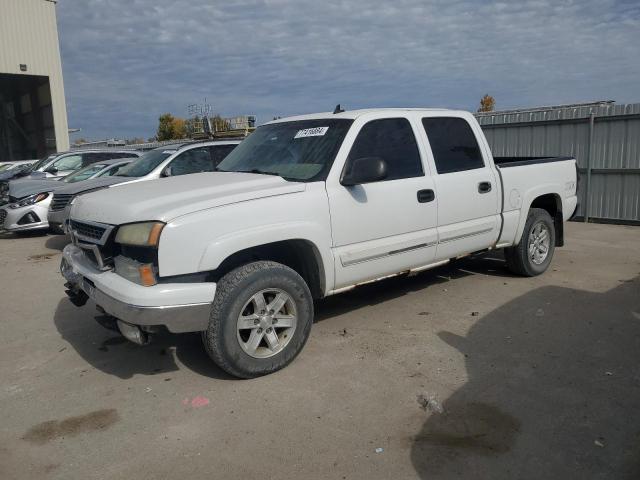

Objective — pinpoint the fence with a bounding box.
[476,101,640,224]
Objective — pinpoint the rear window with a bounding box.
[422,117,484,174]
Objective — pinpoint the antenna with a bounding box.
[333,104,345,114]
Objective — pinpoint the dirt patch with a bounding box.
[27,253,57,261]
[22,409,119,445]
[414,402,520,455]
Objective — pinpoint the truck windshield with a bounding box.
[117,149,174,177]
[217,119,353,181]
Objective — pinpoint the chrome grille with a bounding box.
[70,220,108,242]
[0,209,7,225]
[50,193,74,211]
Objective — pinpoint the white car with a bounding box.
[61,108,578,378]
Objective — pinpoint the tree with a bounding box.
[478,94,496,113]
[156,113,188,140]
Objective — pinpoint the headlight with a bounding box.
[115,221,165,247]
[9,192,49,209]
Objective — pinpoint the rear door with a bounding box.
[326,116,438,289]
[420,116,500,260]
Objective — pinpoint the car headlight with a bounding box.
[115,221,165,247]
[9,192,49,209]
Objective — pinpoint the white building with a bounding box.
[0,0,69,161]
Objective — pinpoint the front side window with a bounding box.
[99,163,129,177]
[422,117,484,174]
[52,154,83,171]
[117,149,174,177]
[346,118,423,181]
[217,119,354,182]
[167,147,213,176]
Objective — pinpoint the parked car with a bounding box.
[47,140,240,231]
[60,108,578,378]
[0,149,141,184]
[0,160,37,172]
[0,158,135,234]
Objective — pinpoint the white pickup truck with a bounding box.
[61,108,578,378]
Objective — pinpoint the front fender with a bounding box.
[197,221,334,292]
[157,186,335,292]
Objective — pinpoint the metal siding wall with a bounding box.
[478,103,640,223]
[0,0,69,152]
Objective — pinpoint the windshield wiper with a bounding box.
[238,168,283,177]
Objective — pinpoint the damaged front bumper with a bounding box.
[61,244,216,333]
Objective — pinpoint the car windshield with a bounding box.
[117,149,175,177]
[28,154,57,172]
[216,119,354,181]
[62,163,107,183]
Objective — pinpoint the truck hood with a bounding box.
[9,178,64,199]
[71,172,306,224]
[53,176,133,196]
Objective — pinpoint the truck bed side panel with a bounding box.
[496,158,577,246]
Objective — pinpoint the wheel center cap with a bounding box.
[259,316,272,329]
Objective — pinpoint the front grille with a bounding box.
[50,193,74,211]
[0,209,7,225]
[70,220,107,242]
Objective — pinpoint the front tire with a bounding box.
[504,208,556,276]
[203,261,314,378]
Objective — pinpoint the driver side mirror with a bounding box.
[340,156,388,186]
[161,166,173,177]
[44,166,58,175]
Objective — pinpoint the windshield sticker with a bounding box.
[162,150,177,154]
[294,126,329,139]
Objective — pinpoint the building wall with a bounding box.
[0,0,69,152]
[476,102,640,224]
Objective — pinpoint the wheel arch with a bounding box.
[514,189,564,246]
[203,238,328,299]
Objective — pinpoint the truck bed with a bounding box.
[494,156,575,168]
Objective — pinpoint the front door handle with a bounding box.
[417,189,435,203]
[478,181,492,193]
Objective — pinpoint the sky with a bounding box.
[56,0,640,141]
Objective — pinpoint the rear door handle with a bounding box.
[478,181,492,193]
[417,189,435,203]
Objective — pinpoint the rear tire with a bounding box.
[504,208,556,277]
[202,261,314,378]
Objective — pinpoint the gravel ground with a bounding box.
[0,222,639,480]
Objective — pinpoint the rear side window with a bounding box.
[347,118,423,181]
[80,152,105,166]
[422,117,484,174]
[209,144,237,167]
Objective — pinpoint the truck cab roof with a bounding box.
[267,108,458,124]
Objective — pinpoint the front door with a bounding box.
[326,117,438,289]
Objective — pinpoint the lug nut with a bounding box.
[254,319,260,325]
[257,328,263,333]
[272,319,278,324]
[266,328,272,333]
